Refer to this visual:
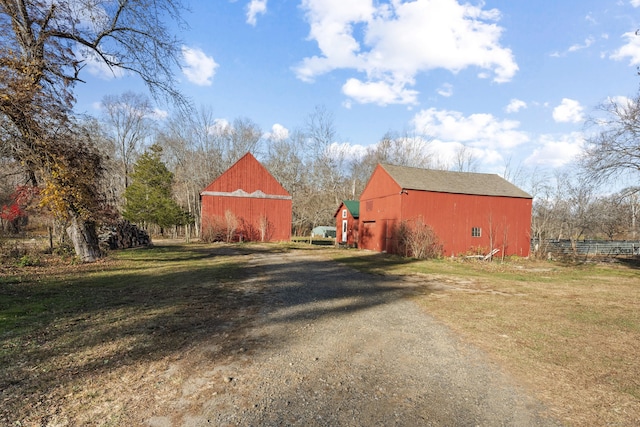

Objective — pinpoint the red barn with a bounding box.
[200,153,292,242]
[359,164,532,257]
[334,200,359,247]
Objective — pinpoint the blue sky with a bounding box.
[73,0,640,182]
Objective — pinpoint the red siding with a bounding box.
[401,191,532,257]
[359,166,403,253]
[358,165,532,257]
[202,153,290,196]
[335,203,359,247]
[200,153,292,242]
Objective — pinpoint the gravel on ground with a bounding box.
[146,249,561,427]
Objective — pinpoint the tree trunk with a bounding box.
[66,215,102,262]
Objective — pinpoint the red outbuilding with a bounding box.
[358,164,532,257]
[334,200,359,247]
[200,152,292,242]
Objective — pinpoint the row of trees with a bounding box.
[90,98,640,247]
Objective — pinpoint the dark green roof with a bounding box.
[343,200,359,217]
[380,164,532,199]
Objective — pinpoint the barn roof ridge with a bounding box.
[379,163,532,199]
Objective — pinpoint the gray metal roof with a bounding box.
[380,164,532,199]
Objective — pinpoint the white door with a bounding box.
[342,220,348,242]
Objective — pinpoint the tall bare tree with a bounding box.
[0,0,186,261]
[101,91,154,192]
[582,95,640,188]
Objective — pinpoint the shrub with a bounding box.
[394,218,442,259]
[16,254,40,267]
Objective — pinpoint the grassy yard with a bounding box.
[0,242,267,425]
[331,250,640,426]
[1,242,638,426]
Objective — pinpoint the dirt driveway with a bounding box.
[145,249,560,427]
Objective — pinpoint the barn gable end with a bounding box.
[200,153,292,242]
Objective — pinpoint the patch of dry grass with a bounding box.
[333,253,640,426]
[0,243,259,426]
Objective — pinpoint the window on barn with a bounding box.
[471,227,482,237]
[366,200,373,211]
[342,209,347,218]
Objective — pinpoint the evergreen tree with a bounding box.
[123,145,190,232]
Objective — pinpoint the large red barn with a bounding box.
[359,164,532,257]
[200,153,292,242]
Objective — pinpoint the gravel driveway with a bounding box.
[148,249,560,427]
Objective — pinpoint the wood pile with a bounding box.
[99,220,152,250]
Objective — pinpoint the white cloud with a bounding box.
[505,99,527,113]
[265,123,290,141]
[631,0,640,7]
[295,0,517,106]
[611,31,640,65]
[437,83,454,98]
[568,36,595,52]
[79,48,126,80]
[524,132,584,167]
[246,0,267,26]
[182,46,218,86]
[150,108,169,121]
[552,98,584,123]
[411,108,529,151]
[329,141,368,159]
[342,78,419,105]
[207,118,230,135]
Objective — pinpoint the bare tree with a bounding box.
[452,144,479,172]
[582,95,640,186]
[0,0,187,261]
[101,92,154,192]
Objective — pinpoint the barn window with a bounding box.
[471,227,482,237]
[342,209,347,218]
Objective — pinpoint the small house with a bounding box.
[334,200,359,247]
[200,153,292,242]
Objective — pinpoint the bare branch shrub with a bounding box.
[201,216,225,243]
[394,218,442,259]
[225,210,238,243]
[258,214,272,242]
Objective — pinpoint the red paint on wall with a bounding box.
[200,153,292,242]
[334,201,359,247]
[359,165,532,257]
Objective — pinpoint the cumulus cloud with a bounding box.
[411,108,529,151]
[246,0,267,26]
[265,123,290,141]
[342,78,419,105]
[329,141,369,160]
[295,0,518,106]
[524,132,585,167]
[207,118,230,136]
[552,98,584,123]
[610,31,640,65]
[505,99,527,113]
[182,46,218,86]
[632,0,640,7]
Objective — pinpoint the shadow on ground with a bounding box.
[0,242,423,424]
